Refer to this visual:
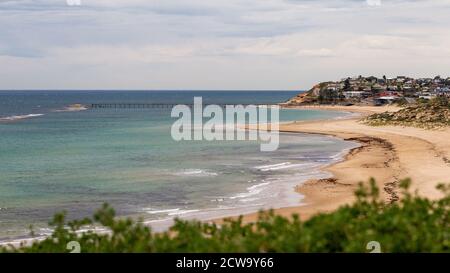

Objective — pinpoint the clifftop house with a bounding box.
[285,75,450,105]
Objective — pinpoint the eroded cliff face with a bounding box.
[283,82,327,105]
[283,92,312,105]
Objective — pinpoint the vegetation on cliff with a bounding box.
[2,179,449,253]
[285,82,338,105]
[363,97,450,129]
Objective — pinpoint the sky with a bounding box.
[0,0,449,90]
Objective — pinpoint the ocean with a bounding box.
[0,91,357,241]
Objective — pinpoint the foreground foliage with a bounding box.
[363,97,450,129]
[2,179,449,253]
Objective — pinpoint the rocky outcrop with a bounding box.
[282,82,331,105]
[283,92,314,105]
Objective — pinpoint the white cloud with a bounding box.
[1,0,450,89]
[366,0,382,7]
[296,48,334,57]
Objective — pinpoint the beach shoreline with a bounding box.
[215,104,450,224]
[2,104,449,246]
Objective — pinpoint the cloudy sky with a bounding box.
[1,0,449,90]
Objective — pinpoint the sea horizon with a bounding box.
[0,89,306,92]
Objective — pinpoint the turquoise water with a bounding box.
[0,91,356,240]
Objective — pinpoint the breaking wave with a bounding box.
[0,114,44,122]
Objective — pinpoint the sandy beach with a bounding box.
[224,105,450,223]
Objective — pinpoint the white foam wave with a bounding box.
[176,169,218,177]
[254,162,311,171]
[142,208,201,216]
[168,209,200,216]
[255,162,291,169]
[0,114,44,122]
[143,208,181,215]
[229,182,271,200]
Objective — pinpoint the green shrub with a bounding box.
[2,179,449,253]
[363,97,450,128]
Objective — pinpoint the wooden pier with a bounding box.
[90,103,276,109]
